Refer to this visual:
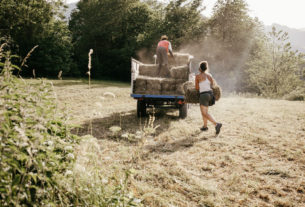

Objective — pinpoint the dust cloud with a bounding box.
[177,37,254,92]
[136,37,254,92]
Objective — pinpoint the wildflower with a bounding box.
[67,153,75,160]
[109,126,121,133]
[133,198,142,204]
[47,140,53,146]
[102,178,108,184]
[121,133,129,138]
[65,170,73,176]
[64,146,73,151]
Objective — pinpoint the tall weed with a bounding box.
[0,48,141,206]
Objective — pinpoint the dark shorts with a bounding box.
[199,91,212,106]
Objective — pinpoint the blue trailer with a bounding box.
[130,57,193,118]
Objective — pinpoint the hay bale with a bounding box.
[146,78,161,94]
[169,53,191,66]
[146,90,161,95]
[170,65,189,80]
[138,64,159,77]
[183,82,199,103]
[133,78,147,94]
[175,79,188,95]
[185,88,199,103]
[212,84,222,101]
[211,79,222,101]
[183,80,222,103]
[161,90,177,95]
[161,79,176,93]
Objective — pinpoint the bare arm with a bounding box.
[168,42,174,58]
[195,75,200,91]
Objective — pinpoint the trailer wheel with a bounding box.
[137,100,147,117]
[179,103,187,119]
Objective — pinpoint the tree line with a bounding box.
[0,0,304,98]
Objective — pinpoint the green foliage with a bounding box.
[0,49,77,206]
[207,0,260,90]
[0,48,142,206]
[163,0,206,46]
[69,0,206,80]
[69,0,152,80]
[245,27,305,98]
[0,0,72,78]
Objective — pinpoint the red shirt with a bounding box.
[158,40,170,52]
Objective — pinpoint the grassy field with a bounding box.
[50,79,304,207]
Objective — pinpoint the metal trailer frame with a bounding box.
[130,56,193,118]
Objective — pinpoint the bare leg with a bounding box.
[200,105,217,126]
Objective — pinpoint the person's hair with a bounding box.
[199,61,208,72]
[161,35,168,40]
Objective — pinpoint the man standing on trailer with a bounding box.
[156,35,174,77]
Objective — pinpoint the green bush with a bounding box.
[0,49,78,206]
[0,47,142,206]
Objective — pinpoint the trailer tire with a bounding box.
[137,100,147,117]
[179,103,187,119]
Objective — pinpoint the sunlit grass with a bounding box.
[50,79,305,207]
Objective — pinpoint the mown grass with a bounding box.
[49,79,305,207]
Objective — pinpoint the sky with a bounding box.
[66,0,305,29]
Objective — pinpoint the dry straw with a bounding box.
[87,49,93,89]
[32,69,36,79]
[58,70,62,80]
[18,45,38,77]
[183,80,222,103]
[21,45,38,68]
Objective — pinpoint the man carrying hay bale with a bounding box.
[195,61,222,135]
[156,35,174,77]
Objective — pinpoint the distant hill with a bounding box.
[265,24,305,54]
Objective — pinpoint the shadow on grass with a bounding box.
[51,79,130,88]
[143,134,209,156]
[72,109,179,143]
[73,109,210,155]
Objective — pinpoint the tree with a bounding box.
[245,26,305,97]
[0,0,72,77]
[163,0,206,47]
[69,0,152,80]
[207,0,259,90]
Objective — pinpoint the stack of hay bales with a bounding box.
[134,76,162,95]
[133,53,192,95]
